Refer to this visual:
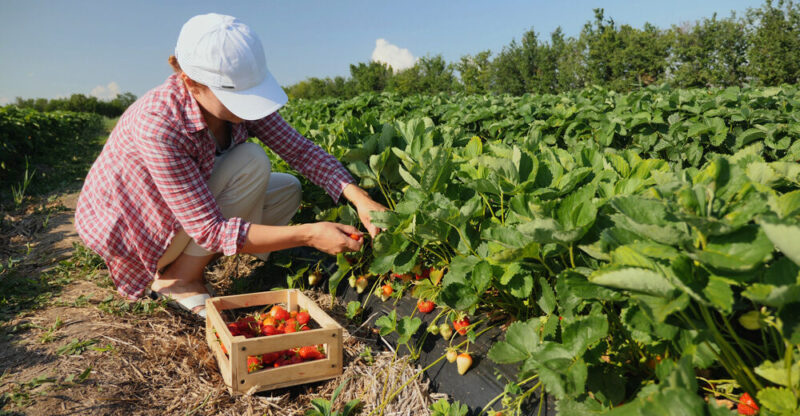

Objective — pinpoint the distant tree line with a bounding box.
[8,92,137,118]
[286,0,800,99]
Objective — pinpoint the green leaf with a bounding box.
[472,261,493,294]
[754,357,800,387]
[691,225,773,272]
[439,283,479,311]
[589,267,675,297]
[760,217,800,266]
[487,319,540,364]
[779,303,800,344]
[757,387,798,415]
[561,313,609,356]
[397,316,422,344]
[537,277,556,315]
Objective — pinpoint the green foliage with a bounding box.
[285,1,800,99]
[305,378,361,416]
[0,106,106,201]
[9,92,136,117]
[281,82,800,413]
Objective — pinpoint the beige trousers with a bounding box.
[157,142,302,270]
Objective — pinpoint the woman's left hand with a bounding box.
[343,184,388,238]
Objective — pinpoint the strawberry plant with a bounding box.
[274,85,800,413]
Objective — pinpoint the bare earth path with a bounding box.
[0,192,443,416]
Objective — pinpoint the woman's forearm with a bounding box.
[240,223,311,254]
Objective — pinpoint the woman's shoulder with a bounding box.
[118,74,201,133]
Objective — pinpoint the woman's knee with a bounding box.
[236,142,271,176]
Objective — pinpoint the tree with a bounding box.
[669,14,749,88]
[745,0,800,85]
[349,61,393,93]
[455,50,492,94]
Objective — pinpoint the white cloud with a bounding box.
[371,38,417,72]
[90,82,121,100]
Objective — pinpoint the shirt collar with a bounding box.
[171,73,206,134]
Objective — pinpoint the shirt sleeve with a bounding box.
[133,110,249,255]
[245,112,355,202]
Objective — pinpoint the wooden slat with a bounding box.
[296,292,340,328]
[241,358,338,392]
[286,289,297,312]
[211,291,287,311]
[238,327,340,354]
[205,315,233,387]
[206,298,235,355]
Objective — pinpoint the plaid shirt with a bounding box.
[75,74,354,300]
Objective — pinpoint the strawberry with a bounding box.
[348,275,357,287]
[227,322,242,336]
[260,315,275,327]
[270,305,290,322]
[355,276,369,294]
[446,348,458,363]
[299,345,323,360]
[261,351,280,365]
[247,355,263,372]
[417,300,435,314]
[427,323,440,335]
[260,323,280,336]
[380,284,393,301]
[296,311,311,325]
[290,310,298,319]
[308,271,323,286]
[456,353,472,375]
[300,324,311,331]
[439,323,453,340]
[284,318,298,333]
[453,316,470,335]
[737,392,759,415]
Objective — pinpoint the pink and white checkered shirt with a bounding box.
[75,74,354,300]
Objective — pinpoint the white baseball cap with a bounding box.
[175,13,288,120]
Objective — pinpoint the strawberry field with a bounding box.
[276,84,800,415]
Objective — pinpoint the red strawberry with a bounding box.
[284,318,298,333]
[300,324,310,331]
[417,300,435,314]
[261,323,280,336]
[261,352,281,365]
[737,392,759,415]
[296,311,311,325]
[453,316,470,335]
[247,355,263,372]
[299,346,323,360]
[270,305,290,322]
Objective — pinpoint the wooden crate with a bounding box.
[205,289,343,394]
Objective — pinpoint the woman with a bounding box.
[75,13,386,318]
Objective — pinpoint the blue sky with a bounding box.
[0,0,764,104]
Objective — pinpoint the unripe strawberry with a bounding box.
[355,276,369,294]
[456,353,472,375]
[427,324,440,335]
[308,271,322,286]
[439,323,453,340]
[446,348,458,363]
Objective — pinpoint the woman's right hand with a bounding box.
[305,222,363,255]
